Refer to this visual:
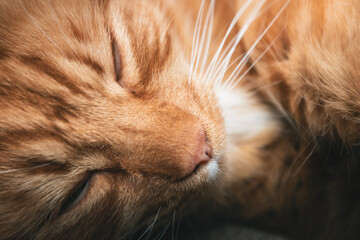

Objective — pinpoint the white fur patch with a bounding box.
[216,88,278,142]
[206,158,220,180]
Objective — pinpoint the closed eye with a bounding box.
[111,38,122,84]
[112,37,136,94]
[58,172,93,215]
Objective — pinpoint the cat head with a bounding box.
[0,0,225,238]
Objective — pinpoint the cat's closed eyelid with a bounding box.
[111,35,137,95]
[57,171,94,216]
[111,38,122,85]
[56,168,123,217]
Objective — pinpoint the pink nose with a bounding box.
[186,127,212,176]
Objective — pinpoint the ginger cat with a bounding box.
[0,0,359,240]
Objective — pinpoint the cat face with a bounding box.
[0,0,225,238]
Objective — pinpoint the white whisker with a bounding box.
[199,0,215,85]
[222,32,280,96]
[206,0,266,99]
[189,0,206,85]
[249,80,283,96]
[175,214,182,240]
[265,89,298,131]
[171,210,176,240]
[206,34,246,93]
[47,0,79,57]
[154,222,170,240]
[207,53,245,100]
[192,0,215,87]
[18,0,62,53]
[293,144,316,177]
[202,0,256,85]
[137,207,161,240]
[221,0,291,95]
[0,163,51,175]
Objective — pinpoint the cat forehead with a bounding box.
[0,0,182,95]
[0,0,174,62]
[109,1,176,89]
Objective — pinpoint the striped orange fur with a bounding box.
[1,0,360,239]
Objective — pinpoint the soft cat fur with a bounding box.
[0,0,360,240]
[237,0,360,145]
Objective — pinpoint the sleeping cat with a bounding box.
[0,0,359,239]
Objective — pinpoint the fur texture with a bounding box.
[239,0,360,143]
[1,0,360,240]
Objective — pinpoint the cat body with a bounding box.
[1,0,360,239]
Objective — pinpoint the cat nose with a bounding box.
[185,127,212,176]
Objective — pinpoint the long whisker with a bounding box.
[248,80,283,96]
[145,217,157,240]
[283,141,311,184]
[202,0,258,86]
[137,207,161,240]
[293,143,317,177]
[221,0,291,95]
[205,0,254,68]
[18,0,62,53]
[206,2,267,100]
[191,0,216,87]
[154,222,170,240]
[187,222,199,238]
[206,33,248,94]
[214,0,265,82]
[199,0,215,85]
[175,214,182,240]
[265,88,299,131]
[189,0,206,85]
[171,210,176,240]
[47,0,79,58]
[206,53,245,100]
[0,163,51,175]
[222,31,280,96]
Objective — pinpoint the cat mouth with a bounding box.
[181,126,213,178]
[178,154,220,182]
[183,159,211,180]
